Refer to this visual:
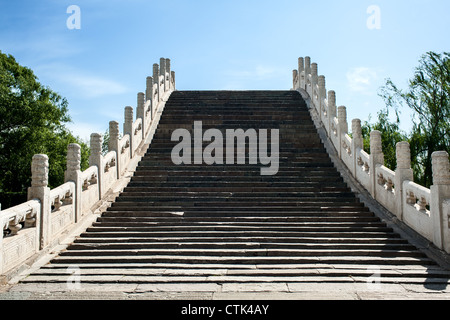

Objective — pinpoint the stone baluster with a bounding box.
[394,142,414,219]
[64,143,82,222]
[27,154,51,249]
[137,92,145,139]
[89,133,103,198]
[351,119,364,176]
[124,106,134,158]
[430,151,450,252]
[369,131,384,198]
[109,121,121,177]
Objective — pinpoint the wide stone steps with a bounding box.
[19,90,450,289]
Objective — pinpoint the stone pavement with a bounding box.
[2,281,450,300]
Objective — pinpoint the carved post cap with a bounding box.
[125,106,133,120]
[328,91,336,106]
[337,106,347,122]
[153,63,159,79]
[137,92,145,112]
[432,151,450,185]
[352,119,362,136]
[305,56,311,68]
[165,58,171,73]
[370,130,383,154]
[160,58,166,76]
[318,75,326,87]
[298,57,304,72]
[31,154,49,187]
[109,121,120,138]
[90,133,103,154]
[311,63,318,76]
[396,141,411,170]
[67,143,81,172]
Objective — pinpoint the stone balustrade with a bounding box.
[0,58,175,278]
[293,56,450,254]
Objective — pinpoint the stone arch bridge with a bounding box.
[1,57,450,300]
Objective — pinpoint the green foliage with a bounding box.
[361,108,408,171]
[0,51,90,208]
[365,51,450,188]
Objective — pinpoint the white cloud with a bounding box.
[224,65,281,80]
[66,121,106,142]
[35,63,129,98]
[63,74,128,98]
[346,67,378,94]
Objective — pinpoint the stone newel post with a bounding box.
[292,70,298,90]
[89,133,103,198]
[137,92,146,139]
[146,76,153,117]
[311,63,318,95]
[65,143,82,222]
[318,75,326,118]
[160,58,167,93]
[27,154,51,249]
[153,64,160,106]
[166,58,171,88]
[327,91,336,138]
[369,131,384,198]
[430,151,450,252]
[304,57,311,80]
[171,71,176,91]
[337,106,348,158]
[394,142,414,219]
[352,119,364,176]
[109,121,121,177]
[298,57,304,89]
[124,106,134,158]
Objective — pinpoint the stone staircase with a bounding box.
[18,90,450,289]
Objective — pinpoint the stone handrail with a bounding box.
[0,57,176,278]
[293,56,450,254]
[0,199,41,275]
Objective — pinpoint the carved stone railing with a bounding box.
[293,56,450,254]
[0,58,176,278]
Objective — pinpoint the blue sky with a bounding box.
[1,0,449,141]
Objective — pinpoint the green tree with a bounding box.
[0,51,90,208]
[378,51,450,188]
[361,107,408,170]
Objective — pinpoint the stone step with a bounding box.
[48,255,436,266]
[73,236,409,244]
[67,242,417,251]
[18,90,448,290]
[28,266,450,277]
[96,216,377,223]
